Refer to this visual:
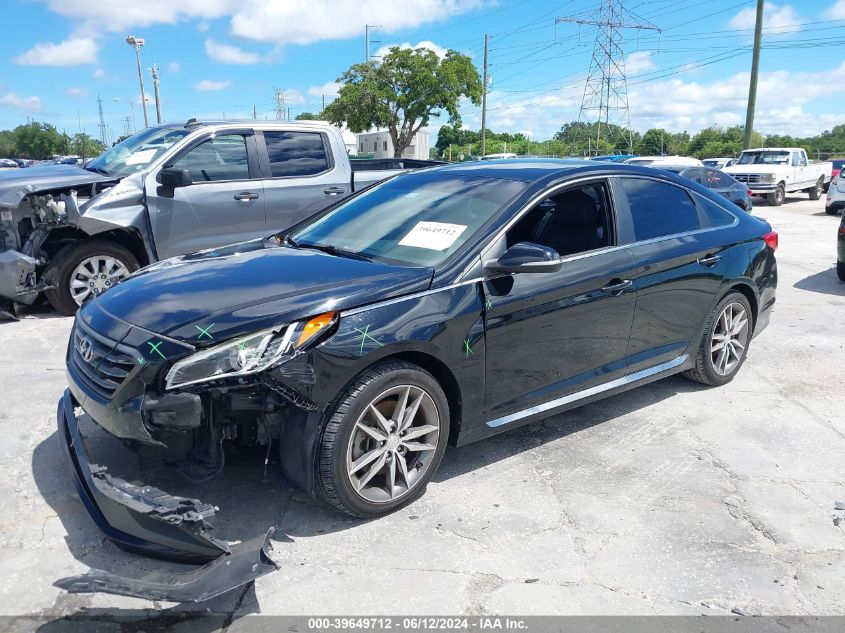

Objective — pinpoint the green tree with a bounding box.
[69,133,106,159]
[325,46,482,158]
[294,111,326,121]
[12,122,69,159]
[0,130,15,157]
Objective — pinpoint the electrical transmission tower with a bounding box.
[273,88,287,120]
[97,94,107,146]
[556,1,660,154]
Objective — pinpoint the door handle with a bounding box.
[324,187,345,196]
[234,192,259,201]
[698,254,722,267]
[600,278,633,294]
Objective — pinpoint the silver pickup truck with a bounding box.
[0,119,439,316]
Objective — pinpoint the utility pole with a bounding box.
[97,94,107,145]
[481,33,489,157]
[322,94,326,110]
[125,35,149,128]
[556,2,660,154]
[253,105,257,119]
[743,0,764,150]
[150,64,162,123]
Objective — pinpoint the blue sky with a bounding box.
[1,0,843,144]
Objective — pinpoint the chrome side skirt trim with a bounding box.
[486,354,690,428]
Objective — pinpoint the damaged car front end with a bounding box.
[55,236,434,601]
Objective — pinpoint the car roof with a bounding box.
[658,165,699,172]
[430,158,595,182]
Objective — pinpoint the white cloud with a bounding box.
[729,3,801,33]
[194,79,231,91]
[92,68,105,79]
[375,40,449,60]
[16,37,98,66]
[0,93,42,112]
[197,20,211,32]
[229,0,484,44]
[307,82,341,98]
[625,51,654,74]
[205,38,261,64]
[628,60,845,136]
[826,0,845,18]
[279,89,305,105]
[167,61,181,74]
[66,87,88,98]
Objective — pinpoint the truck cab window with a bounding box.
[506,182,613,256]
[264,131,329,177]
[172,134,249,182]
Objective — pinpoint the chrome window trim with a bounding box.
[486,354,689,429]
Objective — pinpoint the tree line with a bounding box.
[0,122,106,160]
[435,121,845,160]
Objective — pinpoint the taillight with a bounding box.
[747,189,753,197]
[763,230,778,250]
[838,226,845,241]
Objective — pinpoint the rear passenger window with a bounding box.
[619,178,700,241]
[264,131,329,177]
[698,196,737,227]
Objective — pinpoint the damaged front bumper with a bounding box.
[56,389,279,601]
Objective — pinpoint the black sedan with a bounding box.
[56,160,777,599]
[660,164,753,212]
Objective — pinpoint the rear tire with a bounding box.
[838,261,845,282]
[826,206,841,215]
[684,292,753,387]
[767,183,785,206]
[45,240,139,316]
[808,177,824,200]
[315,360,450,518]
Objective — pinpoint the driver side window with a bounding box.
[506,182,614,257]
[172,134,250,182]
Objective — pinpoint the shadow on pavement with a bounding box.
[793,267,845,296]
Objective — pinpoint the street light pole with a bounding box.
[150,64,162,123]
[126,35,149,128]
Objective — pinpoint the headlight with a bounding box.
[760,173,776,183]
[165,311,337,390]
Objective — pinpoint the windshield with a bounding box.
[737,150,790,165]
[86,126,190,177]
[290,172,527,267]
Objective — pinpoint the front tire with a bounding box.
[808,177,824,201]
[838,261,845,282]
[767,183,785,206]
[45,240,139,316]
[684,292,753,386]
[316,360,450,518]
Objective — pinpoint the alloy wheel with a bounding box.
[69,256,131,306]
[346,384,440,503]
[710,302,750,376]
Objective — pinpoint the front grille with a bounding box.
[732,173,761,184]
[70,320,136,399]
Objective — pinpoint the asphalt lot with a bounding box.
[0,195,843,622]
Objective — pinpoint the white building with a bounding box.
[356,128,430,160]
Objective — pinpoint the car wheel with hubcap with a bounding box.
[684,292,753,386]
[767,183,785,206]
[316,360,449,518]
[45,240,139,316]
[808,176,824,201]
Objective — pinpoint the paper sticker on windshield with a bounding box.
[399,222,467,251]
[124,149,157,165]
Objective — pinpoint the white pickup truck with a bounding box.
[723,148,831,206]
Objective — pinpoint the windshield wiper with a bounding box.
[295,241,372,261]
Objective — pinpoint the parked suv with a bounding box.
[0,119,439,315]
[57,160,777,601]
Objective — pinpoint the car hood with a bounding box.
[88,239,434,341]
[0,163,118,207]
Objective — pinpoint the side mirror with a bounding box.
[486,241,562,274]
[158,167,192,187]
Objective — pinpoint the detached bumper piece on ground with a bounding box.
[55,389,279,602]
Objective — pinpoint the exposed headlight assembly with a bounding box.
[165,311,337,390]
